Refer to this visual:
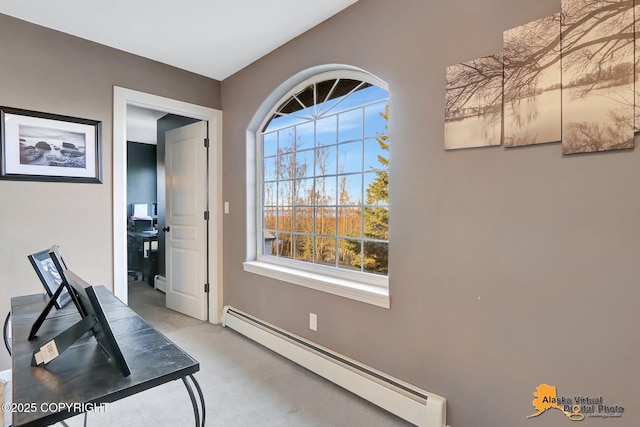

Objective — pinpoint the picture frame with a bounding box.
[27,248,72,309]
[0,106,102,183]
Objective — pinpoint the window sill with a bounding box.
[243,261,390,309]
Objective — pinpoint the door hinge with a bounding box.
[204,283,210,293]
[204,210,210,220]
[204,138,210,148]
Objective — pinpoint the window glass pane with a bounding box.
[363,172,388,206]
[263,231,277,256]
[355,85,389,105]
[315,145,336,176]
[314,177,336,205]
[364,207,389,239]
[338,141,362,174]
[296,178,314,205]
[338,238,361,271]
[263,132,278,157]
[295,234,313,262]
[363,241,388,275]
[337,207,361,238]
[338,174,362,205]
[328,80,373,113]
[338,109,363,142]
[267,114,306,131]
[315,236,336,266]
[263,206,277,231]
[277,153,293,179]
[277,96,302,115]
[315,207,336,237]
[278,207,294,232]
[296,149,314,178]
[263,182,277,206]
[278,233,293,259]
[278,180,292,206]
[364,102,388,138]
[294,207,313,233]
[316,116,337,146]
[364,138,388,172]
[263,157,277,182]
[296,122,314,151]
[292,85,314,112]
[278,129,296,153]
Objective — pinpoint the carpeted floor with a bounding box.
[127,279,203,334]
[62,280,412,426]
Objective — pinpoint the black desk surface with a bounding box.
[11,287,199,427]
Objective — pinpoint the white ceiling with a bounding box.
[0,0,358,81]
[126,105,167,145]
[0,1,358,143]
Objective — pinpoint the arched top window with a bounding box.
[245,68,390,308]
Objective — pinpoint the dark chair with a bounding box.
[3,312,10,356]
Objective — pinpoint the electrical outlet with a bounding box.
[224,201,230,214]
[309,313,317,331]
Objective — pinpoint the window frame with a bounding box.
[244,68,390,308]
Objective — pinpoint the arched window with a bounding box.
[245,68,390,307]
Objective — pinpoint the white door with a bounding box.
[165,121,208,320]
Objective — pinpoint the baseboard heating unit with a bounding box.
[222,306,446,427]
[154,275,166,293]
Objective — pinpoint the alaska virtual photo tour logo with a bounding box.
[527,384,624,421]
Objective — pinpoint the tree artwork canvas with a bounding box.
[503,14,562,147]
[444,54,503,150]
[561,0,634,154]
[635,0,640,132]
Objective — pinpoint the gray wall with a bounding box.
[221,1,638,426]
[127,141,157,214]
[0,14,220,370]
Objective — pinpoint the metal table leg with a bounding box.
[182,374,205,426]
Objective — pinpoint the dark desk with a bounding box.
[11,288,204,426]
[127,231,159,283]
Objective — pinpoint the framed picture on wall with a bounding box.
[0,106,102,183]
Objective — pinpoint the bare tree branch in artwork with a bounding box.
[445,0,635,152]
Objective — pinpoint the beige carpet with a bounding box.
[59,281,412,426]
[126,280,203,334]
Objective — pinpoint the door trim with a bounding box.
[113,86,223,323]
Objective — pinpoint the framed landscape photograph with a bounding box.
[0,107,102,182]
[27,248,72,309]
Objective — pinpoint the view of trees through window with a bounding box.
[261,78,389,275]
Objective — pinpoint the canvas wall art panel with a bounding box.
[444,54,503,150]
[635,0,640,132]
[503,14,562,147]
[561,0,634,154]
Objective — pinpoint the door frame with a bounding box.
[113,86,223,323]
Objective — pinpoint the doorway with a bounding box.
[113,87,223,323]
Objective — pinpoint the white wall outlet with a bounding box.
[309,313,317,331]
[224,201,230,214]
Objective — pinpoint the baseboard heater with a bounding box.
[154,275,166,293]
[222,306,446,427]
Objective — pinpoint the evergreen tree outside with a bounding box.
[346,104,389,274]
